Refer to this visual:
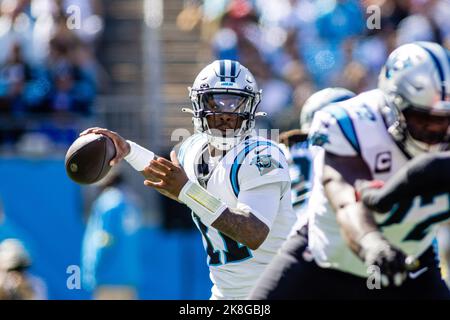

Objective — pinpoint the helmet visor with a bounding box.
[201,93,251,114]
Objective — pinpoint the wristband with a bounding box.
[124,140,155,171]
[178,180,227,226]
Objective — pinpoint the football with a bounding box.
[65,133,116,185]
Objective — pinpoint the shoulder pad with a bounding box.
[308,103,362,156]
[229,138,290,196]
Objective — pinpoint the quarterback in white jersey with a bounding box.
[81,60,296,300]
[82,60,295,299]
[249,41,450,299]
[177,132,293,299]
[174,60,295,299]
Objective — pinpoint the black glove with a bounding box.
[359,232,408,287]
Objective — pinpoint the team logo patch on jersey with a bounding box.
[250,153,283,176]
[309,132,329,147]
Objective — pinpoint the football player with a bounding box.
[81,60,296,300]
[357,151,450,288]
[279,88,355,233]
[249,41,450,299]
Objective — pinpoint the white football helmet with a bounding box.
[184,60,262,151]
[300,87,355,133]
[379,41,450,156]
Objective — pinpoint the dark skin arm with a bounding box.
[144,152,269,250]
[322,152,377,255]
[80,127,269,250]
[212,209,269,251]
[324,152,413,286]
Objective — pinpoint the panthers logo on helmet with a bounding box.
[385,52,414,79]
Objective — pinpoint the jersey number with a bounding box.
[194,215,252,266]
[379,194,450,241]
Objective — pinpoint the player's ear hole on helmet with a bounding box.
[403,107,450,145]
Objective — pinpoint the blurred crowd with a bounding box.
[0,0,103,153]
[196,0,450,131]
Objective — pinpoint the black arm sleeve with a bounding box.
[361,151,450,212]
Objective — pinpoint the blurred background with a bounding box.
[0,0,449,299]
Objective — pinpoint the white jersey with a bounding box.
[177,133,296,299]
[308,89,450,277]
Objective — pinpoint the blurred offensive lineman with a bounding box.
[250,41,450,299]
[279,88,355,233]
[81,60,295,300]
[248,87,355,297]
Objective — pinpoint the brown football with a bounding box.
[65,133,116,185]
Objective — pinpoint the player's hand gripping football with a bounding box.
[80,127,130,166]
[143,151,189,203]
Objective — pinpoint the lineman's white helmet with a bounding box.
[379,41,450,156]
[300,87,355,133]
